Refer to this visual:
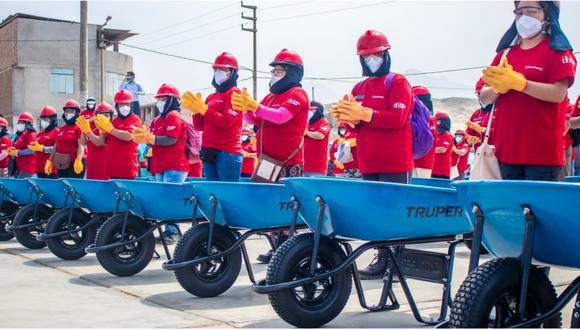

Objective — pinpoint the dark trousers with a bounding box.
[499,163,562,182]
[431,174,450,180]
[57,164,84,179]
[36,173,58,179]
[362,172,410,184]
[131,101,141,117]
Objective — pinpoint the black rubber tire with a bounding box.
[94,214,154,277]
[465,239,489,255]
[13,204,53,249]
[0,202,20,241]
[266,233,352,328]
[45,208,95,260]
[173,223,242,298]
[450,257,561,328]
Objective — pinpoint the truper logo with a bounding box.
[406,206,463,218]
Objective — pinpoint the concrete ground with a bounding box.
[0,236,577,328]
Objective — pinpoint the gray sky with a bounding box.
[2,0,579,103]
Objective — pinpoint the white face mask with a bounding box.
[516,15,544,40]
[86,102,96,110]
[16,123,25,132]
[241,135,250,142]
[338,129,347,136]
[213,70,229,85]
[269,74,284,87]
[364,55,384,74]
[455,136,464,143]
[65,113,76,120]
[40,120,50,129]
[307,111,315,121]
[119,105,131,117]
[156,100,166,114]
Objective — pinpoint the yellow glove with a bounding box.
[146,147,153,157]
[333,160,345,170]
[347,138,357,148]
[231,88,259,113]
[330,95,364,125]
[333,95,373,123]
[482,57,527,94]
[94,114,114,133]
[250,136,257,146]
[466,135,481,145]
[44,159,53,175]
[75,116,92,134]
[73,158,84,174]
[132,126,155,145]
[7,147,18,158]
[28,141,45,152]
[465,120,485,134]
[181,91,208,115]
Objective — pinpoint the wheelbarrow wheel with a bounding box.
[13,204,53,249]
[464,239,489,255]
[0,202,19,241]
[95,214,154,277]
[266,233,351,328]
[45,208,95,260]
[450,257,561,328]
[173,223,241,298]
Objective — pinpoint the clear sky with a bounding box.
[2,0,579,103]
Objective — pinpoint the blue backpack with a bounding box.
[386,73,434,159]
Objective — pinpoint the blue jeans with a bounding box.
[203,151,242,182]
[155,170,187,234]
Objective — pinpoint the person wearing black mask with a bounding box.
[304,101,331,176]
[431,112,453,179]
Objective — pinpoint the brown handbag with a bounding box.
[52,152,71,170]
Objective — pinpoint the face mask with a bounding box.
[338,129,347,137]
[307,111,315,121]
[241,135,250,143]
[364,55,384,74]
[65,113,76,120]
[86,102,96,110]
[213,70,229,85]
[119,105,131,117]
[516,15,544,40]
[40,120,50,129]
[156,100,166,114]
[269,74,284,87]
[126,76,134,82]
[16,123,25,132]
[455,136,464,144]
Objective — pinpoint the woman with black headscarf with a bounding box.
[303,101,331,176]
[480,0,576,181]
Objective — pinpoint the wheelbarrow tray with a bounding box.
[0,178,32,205]
[410,177,453,188]
[564,176,580,183]
[190,181,303,230]
[283,178,470,241]
[28,178,69,208]
[63,179,126,213]
[454,180,580,269]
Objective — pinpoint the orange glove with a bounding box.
[465,120,485,134]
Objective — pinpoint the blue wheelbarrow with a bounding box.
[0,179,25,242]
[3,178,69,249]
[252,177,472,328]
[448,180,580,328]
[85,180,204,277]
[162,181,305,298]
[36,179,125,260]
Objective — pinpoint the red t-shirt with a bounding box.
[193,87,243,155]
[414,116,437,169]
[304,118,330,174]
[86,135,109,180]
[55,124,82,161]
[491,37,577,166]
[0,135,12,168]
[351,73,414,174]
[432,132,453,177]
[255,87,309,166]
[451,141,471,175]
[150,111,189,173]
[106,114,141,179]
[14,130,36,174]
[241,142,256,175]
[35,128,59,174]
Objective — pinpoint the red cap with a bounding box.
[95,102,114,113]
[63,99,81,110]
[455,129,466,135]
[270,48,304,67]
[18,112,34,122]
[40,106,57,117]
[357,30,391,55]
[412,86,430,96]
[435,112,450,119]
[154,83,180,98]
[0,118,8,127]
[114,89,134,104]
[213,52,239,70]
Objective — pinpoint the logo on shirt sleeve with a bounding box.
[167,126,176,131]
[287,98,301,107]
[392,102,407,110]
[562,56,575,65]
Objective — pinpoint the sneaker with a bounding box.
[256,250,274,264]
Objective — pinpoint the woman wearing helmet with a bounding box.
[45,99,86,178]
[480,0,576,181]
[8,112,37,178]
[0,118,11,178]
[432,112,453,179]
[28,106,60,178]
[329,122,360,178]
[451,129,470,178]
[86,92,142,179]
[304,100,331,177]
[232,48,309,181]
[76,100,109,180]
[183,52,243,182]
[240,127,257,177]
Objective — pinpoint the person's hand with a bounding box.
[333,160,344,170]
[28,141,44,152]
[330,95,364,125]
[76,116,92,134]
[232,88,258,113]
[94,114,114,133]
[73,158,84,174]
[44,160,53,175]
[466,134,481,145]
[465,120,485,134]
[482,57,527,94]
[348,138,357,148]
[132,126,155,145]
[7,147,18,158]
[181,91,208,115]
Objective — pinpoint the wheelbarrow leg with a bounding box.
[206,194,218,256]
[571,293,580,328]
[240,238,256,284]
[468,203,485,273]
[157,226,172,260]
[309,196,326,276]
[517,205,537,320]
[437,239,461,321]
[288,195,300,237]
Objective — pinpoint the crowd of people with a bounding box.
[1,0,577,275]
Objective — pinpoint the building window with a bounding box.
[50,68,74,94]
[106,72,125,96]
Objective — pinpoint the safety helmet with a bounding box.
[357,30,391,56]
[270,49,304,67]
[18,112,34,123]
[114,89,134,104]
[40,106,57,117]
[154,83,180,98]
[213,52,239,70]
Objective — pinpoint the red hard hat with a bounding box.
[213,52,239,70]
[412,86,430,96]
[270,49,304,67]
[114,89,134,104]
[455,129,466,135]
[357,30,391,56]
[63,99,81,110]
[95,102,114,113]
[0,118,8,127]
[18,112,34,122]
[435,112,450,119]
[40,106,57,117]
[155,83,180,98]
[475,78,485,94]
